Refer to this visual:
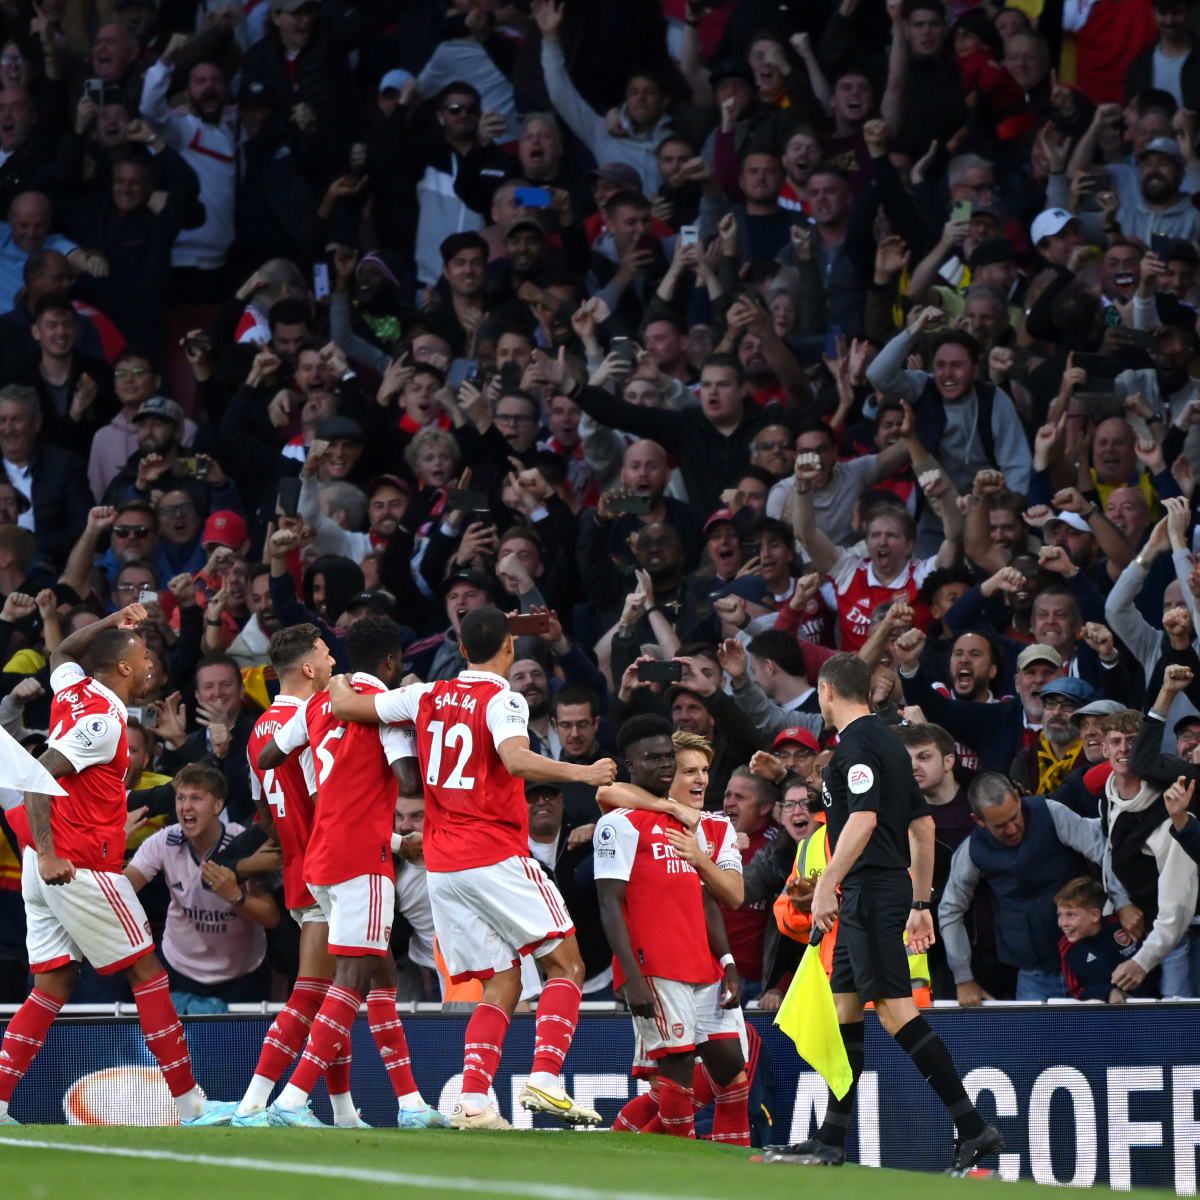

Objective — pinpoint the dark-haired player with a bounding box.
[1,605,227,1126]
[330,604,618,1129]
[255,616,444,1128]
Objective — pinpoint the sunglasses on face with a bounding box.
[442,102,479,116]
[113,525,152,537]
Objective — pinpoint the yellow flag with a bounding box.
[774,940,853,1100]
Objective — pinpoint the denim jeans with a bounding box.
[1015,968,1067,1001]
[1158,936,1200,998]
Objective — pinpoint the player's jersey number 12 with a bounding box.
[425,720,474,789]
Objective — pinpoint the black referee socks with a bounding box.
[893,1015,985,1139]
[816,1021,865,1148]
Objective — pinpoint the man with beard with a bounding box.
[652,136,701,231]
[1053,137,1200,244]
[1049,698,1127,816]
[1009,675,1092,796]
[895,635,1067,774]
[936,632,1001,706]
[1117,325,1200,429]
[642,316,692,385]
[299,447,410,564]
[749,423,796,483]
[141,36,236,299]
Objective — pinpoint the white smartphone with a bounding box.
[680,224,700,247]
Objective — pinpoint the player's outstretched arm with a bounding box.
[596,781,700,829]
[50,602,147,671]
[328,674,384,723]
[498,736,618,787]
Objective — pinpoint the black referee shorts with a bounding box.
[830,870,913,1001]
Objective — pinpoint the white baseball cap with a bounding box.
[1044,510,1090,533]
[1030,207,1076,246]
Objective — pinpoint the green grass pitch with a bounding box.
[0,1126,1173,1200]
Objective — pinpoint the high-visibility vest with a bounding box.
[772,825,931,1002]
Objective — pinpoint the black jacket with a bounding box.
[23,440,91,568]
[160,711,256,825]
[1127,42,1200,111]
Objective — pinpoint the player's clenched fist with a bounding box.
[583,757,618,787]
[622,974,656,1019]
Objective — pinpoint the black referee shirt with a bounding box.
[822,714,931,880]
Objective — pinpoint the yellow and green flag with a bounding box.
[774,936,853,1100]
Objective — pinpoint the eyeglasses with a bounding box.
[554,719,596,731]
[115,366,151,380]
[754,439,792,452]
[779,800,806,811]
[495,412,536,425]
[1039,695,1078,712]
[158,503,195,519]
[113,524,152,538]
[442,103,479,116]
[115,580,150,593]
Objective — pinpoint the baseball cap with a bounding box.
[505,214,546,239]
[439,568,494,598]
[345,589,397,619]
[134,396,184,425]
[314,416,364,443]
[1070,698,1125,726]
[1175,712,1200,735]
[708,58,755,87]
[967,238,1016,270]
[525,780,562,797]
[379,68,413,95]
[585,162,643,190]
[704,508,738,534]
[367,473,413,499]
[1030,208,1076,245]
[1044,511,1091,534]
[714,576,771,605]
[773,727,820,753]
[201,509,247,550]
[1038,676,1095,704]
[1138,136,1185,165]
[1016,643,1063,671]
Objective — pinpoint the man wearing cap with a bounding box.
[1009,675,1092,796]
[894,632,1068,774]
[104,396,239,512]
[939,771,1135,1003]
[1050,136,1200,244]
[1052,698,1127,816]
[772,727,820,781]
[422,568,494,681]
[1028,208,1081,267]
[140,33,236,295]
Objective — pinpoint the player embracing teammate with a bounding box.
[330,605,617,1128]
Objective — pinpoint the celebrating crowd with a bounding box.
[3,0,1200,1019]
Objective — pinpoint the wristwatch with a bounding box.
[910,901,931,911]
[232,889,247,907]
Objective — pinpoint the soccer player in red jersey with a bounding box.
[594,717,749,1141]
[0,604,226,1126]
[229,623,364,1126]
[329,605,618,1129]
[254,616,445,1129]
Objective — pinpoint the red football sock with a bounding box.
[461,1002,510,1099]
[326,1053,352,1096]
[613,1087,659,1132]
[367,988,419,1098]
[288,985,362,1099]
[530,977,581,1078]
[253,976,328,1083]
[132,971,196,1098]
[710,1073,751,1146]
[657,1076,696,1138]
[0,988,61,1101]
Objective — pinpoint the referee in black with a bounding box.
[764,654,1003,1172]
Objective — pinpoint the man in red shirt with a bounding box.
[721,768,784,996]
[594,716,747,1140]
[330,605,618,1129]
[0,604,225,1126]
[255,616,443,1129]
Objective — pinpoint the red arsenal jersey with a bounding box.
[248,694,317,909]
[592,808,720,990]
[8,663,130,872]
[827,554,936,651]
[374,670,530,874]
[274,673,414,887]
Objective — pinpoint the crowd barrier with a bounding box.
[2,1004,1198,1191]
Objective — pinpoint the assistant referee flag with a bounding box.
[774,929,853,1100]
[0,722,66,798]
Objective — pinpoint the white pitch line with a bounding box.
[0,1135,690,1200]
